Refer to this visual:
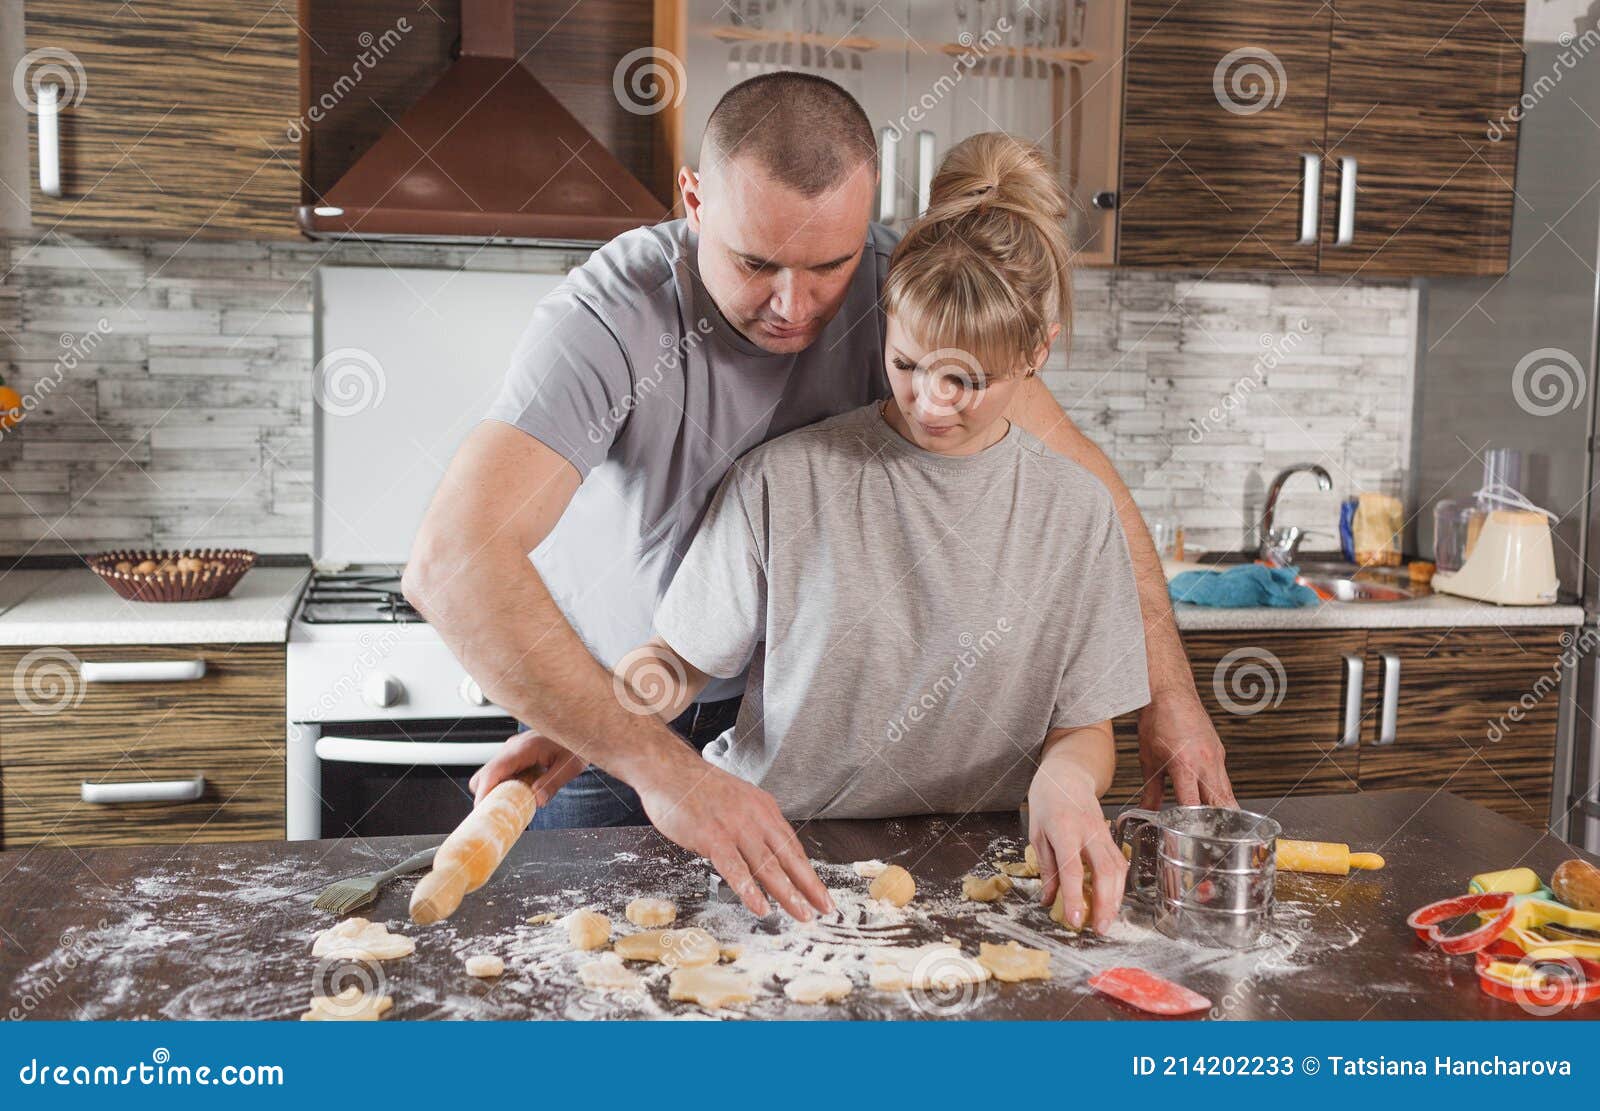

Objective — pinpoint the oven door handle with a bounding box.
[313,736,506,767]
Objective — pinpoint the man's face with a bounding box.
[682,154,876,355]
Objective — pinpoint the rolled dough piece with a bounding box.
[977,940,1051,983]
[311,917,415,961]
[614,929,667,962]
[852,859,888,879]
[579,952,642,992]
[669,965,757,1009]
[1088,966,1211,1016]
[961,873,1013,903]
[464,954,504,978]
[869,865,915,907]
[625,897,677,927]
[659,927,720,968]
[784,971,854,1004]
[525,911,559,925]
[1050,878,1098,931]
[301,985,393,1021]
[568,909,612,951]
[869,943,990,992]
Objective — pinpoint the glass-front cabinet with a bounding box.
[659,0,1126,264]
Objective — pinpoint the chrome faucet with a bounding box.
[1258,463,1333,566]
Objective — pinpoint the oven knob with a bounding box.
[459,677,490,707]
[362,672,403,709]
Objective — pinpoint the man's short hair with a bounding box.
[701,72,877,197]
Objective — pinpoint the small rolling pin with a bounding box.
[409,774,539,925]
[1276,839,1385,875]
[1552,858,1600,911]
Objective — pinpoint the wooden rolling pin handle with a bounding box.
[409,774,538,925]
[1276,839,1385,875]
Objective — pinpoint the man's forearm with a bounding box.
[403,540,692,786]
[1008,378,1198,699]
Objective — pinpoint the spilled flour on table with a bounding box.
[1,833,1369,1021]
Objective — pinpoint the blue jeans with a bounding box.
[526,697,743,829]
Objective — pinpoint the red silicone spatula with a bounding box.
[1089,967,1212,1016]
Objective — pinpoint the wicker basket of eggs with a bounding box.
[88,548,257,603]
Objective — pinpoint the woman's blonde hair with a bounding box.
[883,132,1072,380]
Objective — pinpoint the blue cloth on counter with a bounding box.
[1169,563,1321,608]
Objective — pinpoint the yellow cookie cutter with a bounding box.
[1469,867,1600,960]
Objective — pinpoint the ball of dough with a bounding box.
[311,917,414,961]
[997,843,1041,878]
[568,908,611,951]
[464,953,504,978]
[868,864,915,907]
[659,927,720,968]
[1049,879,1097,930]
[625,897,677,927]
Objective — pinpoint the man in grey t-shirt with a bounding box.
[406,73,1234,923]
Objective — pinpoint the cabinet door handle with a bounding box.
[37,82,62,198]
[1339,653,1364,748]
[314,736,505,767]
[915,131,936,216]
[878,127,899,223]
[1375,651,1401,745]
[80,660,206,683]
[1334,156,1358,246]
[1296,153,1322,245]
[81,775,205,804]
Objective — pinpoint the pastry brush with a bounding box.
[314,847,438,915]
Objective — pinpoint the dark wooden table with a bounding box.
[1,789,1594,1020]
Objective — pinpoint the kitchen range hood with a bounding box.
[297,0,666,246]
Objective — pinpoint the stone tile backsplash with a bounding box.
[0,235,1415,557]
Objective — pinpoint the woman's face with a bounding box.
[881,314,1031,456]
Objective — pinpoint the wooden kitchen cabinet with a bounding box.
[1358,627,1565,828]
[1117,0,1525,276]
[1110,629,1367,806]
[0,643,286,849]
[1112,624,1568,828]
[23,0,301,238]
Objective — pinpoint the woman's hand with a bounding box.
[1028,756,1127,935]
[470,732,586,806]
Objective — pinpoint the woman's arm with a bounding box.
[1027,721,1128,934]
[1006,377,1236,809]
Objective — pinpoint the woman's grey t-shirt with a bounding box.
[654,404,1152,820]
[485,219,895,701]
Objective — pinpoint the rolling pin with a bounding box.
[1276,839,1385,875]
[409,775,538,925]
[1552,859,1600,911]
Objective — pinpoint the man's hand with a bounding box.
[1137,692,1237,810]
[1028,759,1127,935]
[470,733,586,806]
[634,748,835,922]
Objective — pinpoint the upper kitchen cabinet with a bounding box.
[1117,0,1333,272]
[22,0,301,239]
[660,0,1127,264]
[1117,0,1526,276]
[1316,0,1525,277]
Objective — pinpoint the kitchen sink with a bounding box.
[1298,574,1415,603]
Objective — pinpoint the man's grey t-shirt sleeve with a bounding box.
[484,290,631,477]
[653,468,767,679]
[1050,503,1152,730]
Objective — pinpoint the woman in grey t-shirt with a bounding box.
[620,133,1149,935]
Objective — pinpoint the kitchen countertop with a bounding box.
[1174,593,1586,632]
[1,790,1591,1021]
[0,566,309,645]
